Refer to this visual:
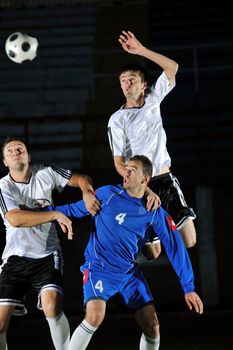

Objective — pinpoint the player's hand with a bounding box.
[118,31,143,54]
[56,212,73,240]
[83,190,101,216]
[185,292,204,314]
[145,187,161,211]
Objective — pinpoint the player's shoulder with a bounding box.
[32,163,70,177]
[108,107,125,123]
[96,184,123,197]
[0,173,11,187]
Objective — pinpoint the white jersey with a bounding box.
[108,72,175,176]
[0,164,72,260]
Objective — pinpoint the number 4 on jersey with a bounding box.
[115,213,126,225]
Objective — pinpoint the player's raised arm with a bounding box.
[119,30,178,83]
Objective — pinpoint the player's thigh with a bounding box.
[179,219,196,247]
[0,305,15,332]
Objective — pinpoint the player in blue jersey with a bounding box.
[0,136,100,350]
[47,155,203,350]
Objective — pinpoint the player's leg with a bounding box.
[179,218,196,248]
[141,237,161,261]
[119,268,160,349]
[41,290,70,350]
[32,251,70,350]
[149,172,197,248]
[69,299,106,350]
[135,304,160,350]
[0,256,29,350]
[69,264,119,350]
[0,305,14,350]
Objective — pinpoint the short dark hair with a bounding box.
[129,155,152,177]
[119,63,148,83]
[2,136,30,157]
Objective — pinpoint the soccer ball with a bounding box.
[5,32,38,64]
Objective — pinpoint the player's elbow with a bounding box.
[5,211,23,227]
[174,62,179,74]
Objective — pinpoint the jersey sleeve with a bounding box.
[149,72,176,104]
[45,165,72,192]
[46,199,90,219]
[0,185,19,216]
[108,116,126,157]
[151,207,195,294]
[46,185,112,218]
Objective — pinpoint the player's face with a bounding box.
[3,141,30,170]
[123,160,147,191]
[119,71,147,100]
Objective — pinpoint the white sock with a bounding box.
[46,312,70,350]
[139,333,160,350]
[68,319,97,350]
[0,333,7,350]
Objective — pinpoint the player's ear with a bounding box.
[142,174,150,184]
[3,158,8,168]
[143,82,147,90]
[28,154,31,163]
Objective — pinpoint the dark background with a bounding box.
[0,0,232,349]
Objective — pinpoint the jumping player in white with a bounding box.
[108,31,197,252]
[0,136,100,350]
[46,155,203,350]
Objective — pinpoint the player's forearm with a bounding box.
[138,46,178,76]
[5,208,60,227]
[68,173,94,193]
[114,156,126,177]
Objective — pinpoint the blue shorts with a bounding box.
[81,261,153,311]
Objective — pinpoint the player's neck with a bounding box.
[125,95,145,108]
[126,187,145,199]
[10,166,31,183]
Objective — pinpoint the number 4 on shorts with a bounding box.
[95,280,104,293]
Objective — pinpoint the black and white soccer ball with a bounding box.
[5,32,38,64]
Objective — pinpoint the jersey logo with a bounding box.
[32,198,50,208]
[167,215,176,232]
[115,213,127,225]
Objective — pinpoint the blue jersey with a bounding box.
[49,184,195,294]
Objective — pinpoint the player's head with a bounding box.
[129,155,152,177]
[119,64,148,100]
[2,136,31,168]
[123,155,152,196]
[119,63,148,83]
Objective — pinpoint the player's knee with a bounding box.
[142,243,161,260]
[147,246,161,260]
[86,310,105,327]
[185,235,197,248]
[43,301,61,318]
[144,320,160,339]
